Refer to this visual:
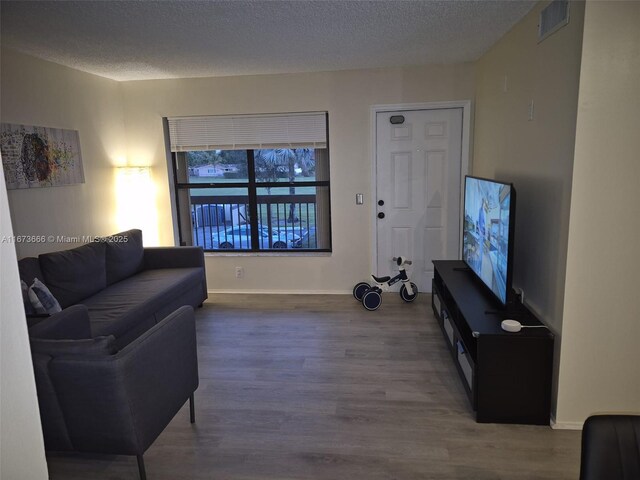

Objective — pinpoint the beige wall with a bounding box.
[1,49,127,258]
[473,1,585,417]
[0,165,48,479]
[120,65,475,292]
[474,1,584,330]
[555,1,640,426]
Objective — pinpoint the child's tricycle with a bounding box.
[353,256,418,310]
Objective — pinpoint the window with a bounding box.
[166,113,331,252]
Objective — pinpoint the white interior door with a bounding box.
[375,108,463,292]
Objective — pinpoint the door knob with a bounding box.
[378,212,385,219]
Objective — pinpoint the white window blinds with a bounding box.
[167,112,327,152]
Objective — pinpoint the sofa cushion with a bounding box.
[30,335,116,357]
[104,229,144,285]
[83,268,204,338]
[18,257,44,287]
[39,242,107,308]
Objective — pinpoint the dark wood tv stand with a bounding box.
[432,260,554,425]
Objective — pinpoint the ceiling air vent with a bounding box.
[538,0,570,43]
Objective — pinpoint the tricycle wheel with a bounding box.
[353,282,371,301]
[362,290,382,311]
[399,283,418,302]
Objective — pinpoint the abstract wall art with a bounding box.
[0,123,85,189]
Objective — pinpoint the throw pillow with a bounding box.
[29,335,116,357]
[21,280,36,315]
[28,278,62,315]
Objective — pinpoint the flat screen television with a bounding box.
[462,176,516,306]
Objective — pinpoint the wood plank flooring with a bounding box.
[46,294,582,479]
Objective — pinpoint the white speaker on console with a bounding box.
[501,319,523,332]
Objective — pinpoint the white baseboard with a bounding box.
[207,289,351,295]
[550,413,584,430]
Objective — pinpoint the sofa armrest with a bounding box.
[143,246,205,270]
[28,305,92,340]
[48,306,199,455]
[26,314,51,329]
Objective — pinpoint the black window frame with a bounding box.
[172,148,332,253]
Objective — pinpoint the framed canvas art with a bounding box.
[0,123,85,189]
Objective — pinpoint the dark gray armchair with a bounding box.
[31,305,199,479]
[579,415,640,480]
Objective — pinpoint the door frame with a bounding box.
[370,100,472,275]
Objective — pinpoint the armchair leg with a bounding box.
[137,455,147,480]
[189,393,196,424]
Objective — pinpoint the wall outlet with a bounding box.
[235,266,244,279]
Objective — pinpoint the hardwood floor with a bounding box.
[46,294,582,479]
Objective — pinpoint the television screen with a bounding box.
[462,176,515,305]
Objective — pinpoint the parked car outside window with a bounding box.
[212,224,306,249]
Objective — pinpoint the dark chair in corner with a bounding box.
[579,415,640,480]
[32,306,199,480]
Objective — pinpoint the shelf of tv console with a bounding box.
[431,260,554,425]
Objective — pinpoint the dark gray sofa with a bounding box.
[19,230,207,478]
[19,229,207,349]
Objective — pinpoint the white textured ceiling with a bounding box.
[1,1,535,81]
